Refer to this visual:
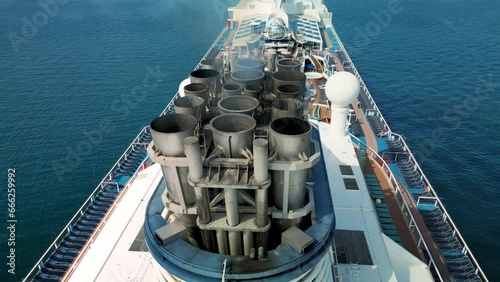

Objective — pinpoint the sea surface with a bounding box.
[0,0,498,281]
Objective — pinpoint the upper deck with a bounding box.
[24,1,487,281]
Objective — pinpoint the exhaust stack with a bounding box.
[222,83,242,98]
[218,96,259,116]
[210,114,256,158]
[190,69,221,98]
[272,71,306,97]
[149,114,198,227]
[174,96,206,124]
[275,84,302,100]
[230,70,265,89]
[269,117,312,229]
[277,58,302,72]
[272,98,303,121]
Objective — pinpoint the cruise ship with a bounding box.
[24,0,488,281]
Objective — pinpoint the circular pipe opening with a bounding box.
[231,70,265,81]
[273,71,306,82]
[270,118,311,136]
[218,96,259,114]
[223,84,241,91]
[190,69,219,79]
[277,59,302,66]
[150,114,198,134]
[174,96,205,108]
[210,114,256,135]
[236,58,265,69]
[184,83,208,92]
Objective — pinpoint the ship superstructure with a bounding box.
[25,1,488,281]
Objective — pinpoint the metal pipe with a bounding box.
[277,58,302,72]
[174,96,206,124]
[235,58,266,71]
[243,84,263,100]
[222,83,242,98]
[271,98,303,121]
[275,84,302,100]
[271,71,306,97]
[269,118,312,229]
[218,96,259,116]
[253,139,268,184]
[216,230,229,255]
[190,69,221,98]
[243,231,254,256]
[224,189,239,226]
[228,231,243,256]
[184,137,216,252]
[254,139,269,230]
[210,114,256,158]
[184,83,209,110]
[230,70,265,89]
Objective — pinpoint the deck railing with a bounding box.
[24,26,229,281]
[351,130,487,281]
[328,26,392,136]
[390,132,488,281]
[350,134,444,281]
[330,23,487,280]
[23,126,151,281]
[160,26,228,117]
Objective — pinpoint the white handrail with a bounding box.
[349,134,444,282]
[329,26,392,136]
[391,132,488,280]
[25,26,230,281]
[330,21,486,280]
[23,126,151,281]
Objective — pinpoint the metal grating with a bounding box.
[339,165,354,175]
[334,230,373,265]
[343,178,359,190]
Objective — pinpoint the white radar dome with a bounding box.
[325,71,360,108]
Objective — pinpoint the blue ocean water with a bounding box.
[0,0,498,281]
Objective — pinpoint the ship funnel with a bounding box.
[174,96,206,124]
[218,96,260,116]
[184,83,209,107]
[200,58,223,73]
[222,83,242,98]
[277,58,302,72]
[276,84,302,100]
[272,71,306,97]
[270,118,311,161]
[210,114,256,158]
[235,58,266,71]
[190,69,221,97]
[150,114,198,157]
[270,118,312,229]
[271,98,303,121]
[230,70,265,88]
[150,114,198,227]
[243,84,263,100]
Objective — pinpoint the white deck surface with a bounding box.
[68,164,163,282]
[314,120,433,281]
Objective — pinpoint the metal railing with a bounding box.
[160,26,229,117]
[330,23,487,280]
[390,132,488,281]
[349,134,444,281]
[25,26,230,281]
[350,133,487,281]
[23,126,151,281]
[328,26,392,136]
